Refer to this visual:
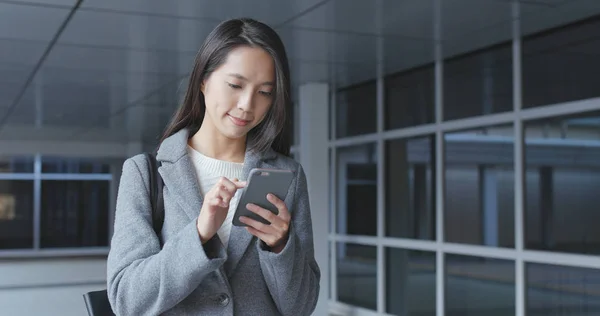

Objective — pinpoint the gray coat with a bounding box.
[106,129,320,315]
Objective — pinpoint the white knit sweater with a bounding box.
[186,145,244,249]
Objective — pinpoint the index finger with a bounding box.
[267,193,290,219]
[214,177,242,195]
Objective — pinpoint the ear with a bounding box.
[200,81,205,94]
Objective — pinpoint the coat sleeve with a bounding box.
[256,164,321,316]
[106,157,226,315]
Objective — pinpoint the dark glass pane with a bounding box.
[444,125,515,247]
[41,180,110,248]
[446,254,515,315]
[385,65,435,130]
[0,156,34,173]
[337,243,377,310]
[525,112,600,255]
[386,249,436,316]
[385,136,436,240]
[336,144,378,236]
[527,263,600,316]
[41,157,111,174]
[522,16,600,108]
[0,180,34,249]
[443,44,513,120]
[336,81,377,138]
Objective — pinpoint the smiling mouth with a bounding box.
[228,114,251,126]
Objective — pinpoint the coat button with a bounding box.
[216,293,230,307]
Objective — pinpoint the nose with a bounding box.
[237,90,254,112]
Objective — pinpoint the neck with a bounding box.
[189,119,246,163]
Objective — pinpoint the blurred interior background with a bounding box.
[2,0,600,315]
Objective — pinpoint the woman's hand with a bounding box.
[239,193,291,254]
[197,177,246,244]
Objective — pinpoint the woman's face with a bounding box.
[201,45,275,140]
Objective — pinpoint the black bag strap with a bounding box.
[144,152,164,239]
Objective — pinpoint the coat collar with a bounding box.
[156,128,278,164]
[156,128,278,276]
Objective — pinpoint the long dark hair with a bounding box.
[160,18,291,156]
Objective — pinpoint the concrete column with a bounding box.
[298,82,329,316]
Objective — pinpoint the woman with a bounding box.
[107,18,320,316]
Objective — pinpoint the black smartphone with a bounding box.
[232,168,294,226]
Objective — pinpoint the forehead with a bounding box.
[218,46,275,82]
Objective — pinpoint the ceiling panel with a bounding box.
[441,0,513,42]
[81,0,324,26]
[0,83,22,107]
[36,66,181,92]
[0,39,49,66]
[0,2,70,41]
[291,0,435,38]
[0,62,32,85]
[281,27,378,65]
[520,0,600,37]
[42,44,194,75]
[439,0,598,60]
[58,10,215,53]
[8,0,77,5]
[384,36,435,75]
[1,86,35,126]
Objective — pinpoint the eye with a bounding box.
[227,83,242,89]
[259,91,273,97]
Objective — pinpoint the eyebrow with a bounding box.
[228,73,274,86]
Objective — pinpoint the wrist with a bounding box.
[196,221,212,245]
[270,236,288,254]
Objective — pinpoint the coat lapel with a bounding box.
[224,147,277,277]
[156,129,204,221]
[156,128,278,277]
[158,154,203,221]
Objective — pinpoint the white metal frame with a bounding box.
[0,154,113,257]
[327,0,600,315]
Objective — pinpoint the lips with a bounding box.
[228,114,251,127]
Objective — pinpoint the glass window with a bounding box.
[41,156,111,174]
[336,144,378,236]
[522,16,600,108]
[444,125,515,247]
[40,180,110,248]
[445,254,515,315]
[527,263,600,316]
[443,44,513,121]
[337,243,377,310]
[336,81,377,138]
[0,180,34,249]
[525,112,600,255]
[385,65,435,130]
[385,136,436,240]
[386,249,436,315]
[0,156,34,173]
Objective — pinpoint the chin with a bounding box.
[221,128,249,140]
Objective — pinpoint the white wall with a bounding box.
[0,258,107,316]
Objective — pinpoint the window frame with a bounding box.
[0,154,113,258]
